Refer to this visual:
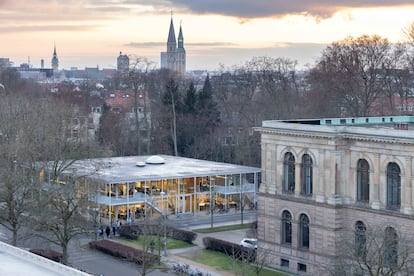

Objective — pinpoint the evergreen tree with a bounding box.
[183,81,197,115]
[198,74,220,128]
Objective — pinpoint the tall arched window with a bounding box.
[281,210,292,244]
[387,163,401,209]
[384,227,398,268]
[355,221,366,258]
[299,214,309,249]
[283,152,295,193]
[357,159,369,202]
[301,154,313,196]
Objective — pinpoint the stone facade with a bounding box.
[255,118,414,275]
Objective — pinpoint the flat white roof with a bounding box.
[58,155,261,184]
[0,241,90,275]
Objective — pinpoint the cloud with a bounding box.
[0,24,101,33]
[134,0,414,19]
[1,0,413,25]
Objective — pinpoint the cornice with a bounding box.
[257,127,414,145]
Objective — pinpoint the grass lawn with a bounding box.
[193,223,253,233]
[188,249,286,276]
[116,235,194,251]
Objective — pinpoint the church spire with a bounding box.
[177,21,184,50]
[51,43,59,72]
[167,13,177,52]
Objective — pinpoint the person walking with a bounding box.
[105,226,111,238]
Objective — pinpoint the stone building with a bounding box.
[255,116,414,275]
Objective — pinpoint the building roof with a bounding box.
[59,155,261,184]
[258,116,414,144]
[0,241,90,276]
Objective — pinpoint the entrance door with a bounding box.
[177,194,192,214]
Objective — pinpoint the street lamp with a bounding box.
[160,191,167,256]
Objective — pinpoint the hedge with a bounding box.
[202,237,256,262]
[29,248,63,263]
[119,223,197,243]
[89,239,159,265]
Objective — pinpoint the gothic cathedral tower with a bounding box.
[161,15,186,75]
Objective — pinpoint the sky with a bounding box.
[1,0,414,71]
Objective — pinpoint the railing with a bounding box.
[214,183,255,194]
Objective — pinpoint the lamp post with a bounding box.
[160,191,167,256]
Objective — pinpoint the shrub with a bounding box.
[202,237,256,262]
[89,239,159,265]
[30,248,63,262]
[132,222,197,243]
[118,224,142,240]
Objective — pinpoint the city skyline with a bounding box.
[1,1,414,71]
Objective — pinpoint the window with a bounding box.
[299,214,310,249]
[281,210,292,244]
[387,162,401,209]
[355,221,366,258]
[281,259,289,267]
[301,154,313,196]
[357,159,369,202]
[298,263,307,272]
[384,227,398,268]
[283,152,295,193]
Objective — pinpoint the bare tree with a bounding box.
[0,95,41,246]
[308,35,392,117]
[163,78,181,156]
[326,225,414,276]
[124,56,155,155]
[29,99,101,265]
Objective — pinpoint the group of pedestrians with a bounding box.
[99,220,121,239]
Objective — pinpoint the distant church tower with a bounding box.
[51,44,59,72]
[117,51,129,72]
[161,15,186,75]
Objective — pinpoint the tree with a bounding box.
[34,178,89,265]
[244,56,300,120]
[0,95,41,246]
[29,98,102,265]
[308,35,393,117]
[183,81,197,115]
[124,57,155,155]
[326,225,414,276]
[162,78,181,156]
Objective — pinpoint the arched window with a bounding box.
[355,221,366,258]
[301,154,313,196]
[384,227,398,268]
[356,159,369,202]
[299,214,309,249]
[281,210,292,244]
[387,163,401,209]
[283,152,295,193]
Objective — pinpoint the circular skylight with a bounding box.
[145,155,165,164]
[135,161,146,167]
